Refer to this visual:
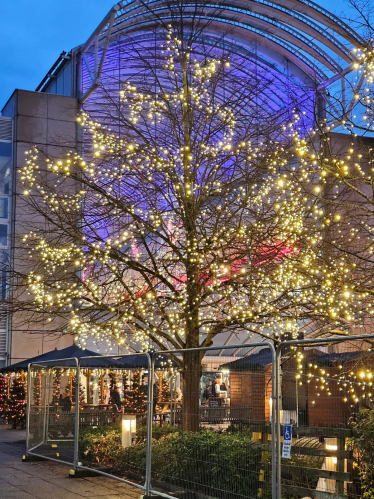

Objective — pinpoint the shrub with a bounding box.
[349,409,374,499]
[79,426,122,467]
[135,424,179,442]
[281,454,323,491]
[118,428,262,498]
[79,425,263,498]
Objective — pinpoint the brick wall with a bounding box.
[230,371,267,423]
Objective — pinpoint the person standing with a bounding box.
[175,386,183,404]
[153,380,159,414]
[62,391,72,412]
[214,378,221,396]
[111,386,122,411]
[206,381,213,398]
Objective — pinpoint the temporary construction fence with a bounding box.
[25,334,374,499]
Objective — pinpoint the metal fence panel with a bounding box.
[24,334,374,499]
[148,344,276,499]
[276,335,374,499]
[27,359,78,465]
[75,352,152,494]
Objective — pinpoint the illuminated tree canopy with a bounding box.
[18,15,374,428]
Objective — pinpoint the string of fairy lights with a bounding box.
[291,347,374,405]
[15,24,374,415]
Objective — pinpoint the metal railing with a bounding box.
[24,334,374,499]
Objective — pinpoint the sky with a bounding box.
[0,0,356,110]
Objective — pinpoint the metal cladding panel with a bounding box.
[0,118,12,142]
[0,117,11,361]
[43,60,74,97]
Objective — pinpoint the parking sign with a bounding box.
[282,424,292,458]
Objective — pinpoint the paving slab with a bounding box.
[0,425,141,499]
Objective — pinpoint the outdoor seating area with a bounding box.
[2,342,374,432]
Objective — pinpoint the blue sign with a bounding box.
[282,424,292,458]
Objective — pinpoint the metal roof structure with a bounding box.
[37,0,365,120]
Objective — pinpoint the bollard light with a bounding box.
[122,414,137,448]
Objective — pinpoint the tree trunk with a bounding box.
[182,349,201,432]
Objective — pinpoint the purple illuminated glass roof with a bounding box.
[34,0,364,130]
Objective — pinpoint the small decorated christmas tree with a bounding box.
[158,373,171,403]
[32,372,42,408]
[7,377,26,429]
[0,375,8,418]
[52,369,61,406]
[121,370,131,411]
[126,371,147,415]
[68,375,85,407]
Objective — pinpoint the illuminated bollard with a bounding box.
[122,414,136,448]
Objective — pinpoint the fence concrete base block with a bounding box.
[22,454,47,462]
[69,468,98,478]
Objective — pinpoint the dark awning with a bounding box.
[220,348,273,372]
[220,347,328,372]
[109,352,175,370]
[307,349,374,367]
[0,345,102,372]
[0,345,176,372]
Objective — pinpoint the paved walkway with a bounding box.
[0,425,140,499]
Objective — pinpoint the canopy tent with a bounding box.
[0,345,175,372]
[111,353,175,369]
[220,348,273,371]
[0,345,106,372]
[220,347,327,371]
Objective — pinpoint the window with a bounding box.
[0,198,8,219]
[1,269,6,301]
[0,225,7,246]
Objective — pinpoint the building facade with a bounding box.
[0,91,78,365]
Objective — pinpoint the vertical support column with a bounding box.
[73,359,80,470]
[258,430,269,498]
[170,377,176,427]
[144,352,155,497]
[26,363,32,454]
[271,344,277,499]
[45,371,51,446]
[316,91,327,125]
[275,346,282,499]
[86,369,91,405]
[100,374,104,404]
[42,369,48,445]
[295,381,299,427]
[336,436,346,496]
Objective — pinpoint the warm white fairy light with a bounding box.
[18,31,374,355]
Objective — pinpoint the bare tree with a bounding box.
[16,11,374,430]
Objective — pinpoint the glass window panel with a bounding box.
[1,269,6,301]
[0,225,7,246]
[0,199,8,218]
